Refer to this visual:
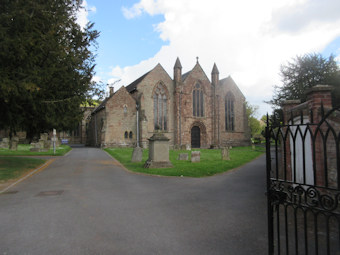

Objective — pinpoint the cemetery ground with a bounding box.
[105,146,265,177]
[0,145,71,191]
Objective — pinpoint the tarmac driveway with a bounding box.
[0,147,268,255]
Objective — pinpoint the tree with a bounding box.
[269,53,340,108]
[0,0,101,139]
[245,101,263,141]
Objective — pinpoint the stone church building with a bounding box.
[87,58,250,148]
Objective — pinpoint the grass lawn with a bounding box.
[0,157,46,181]
[105,146,265,177]
[0,144,71,156]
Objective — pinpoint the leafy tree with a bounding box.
[245,101,263,140]
[0,0,101,139]
[269,53,340,108]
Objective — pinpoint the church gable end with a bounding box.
[103,86,137,148]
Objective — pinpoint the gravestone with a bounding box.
[221,147,230,160]
[30,142,41,152]
[178,153,188,161]
[0,138,9,149]
[144,132,173,168]
[131,146,143,162]
[39,133,50,151]
[191,151,200,162]
[10,137,19,151]
[186,144,191,151]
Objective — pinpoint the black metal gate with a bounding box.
[266,107,340,255]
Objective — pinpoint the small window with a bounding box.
[123,105,127,117]
[124,131,128,139]
[129,131,133,139]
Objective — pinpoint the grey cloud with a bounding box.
[272,0,340,33]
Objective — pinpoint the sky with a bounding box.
[77,0,340,118]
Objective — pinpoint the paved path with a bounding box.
[0,148,268,255]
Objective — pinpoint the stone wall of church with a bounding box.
[87,108,106,147]
[133,64,175,148]
[217,81,251,147]
[103,87,137,148]
[178,64,214,148]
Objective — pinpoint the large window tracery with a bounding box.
[225,92,235,131]
[193,83,204,117]
[153,83,167,130]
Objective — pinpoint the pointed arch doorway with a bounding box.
[191,126,200,148]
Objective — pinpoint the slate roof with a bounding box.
[219,76,245,98]
[92,96,110,114]
[181,71,191,81]
[125,71,150,93]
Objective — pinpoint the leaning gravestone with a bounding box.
[178,153,188,161]
[131,146,143,162]
[10,137,19,151]
[221,147,230,160]
[191,151,200,162]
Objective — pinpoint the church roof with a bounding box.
[125,71,151,93]
[181,71,191,81]
[219,76,245,98]
[92,96,110,114]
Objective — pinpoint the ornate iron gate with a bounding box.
[266,107,340,255]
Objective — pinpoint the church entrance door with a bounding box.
[191,126,200,148]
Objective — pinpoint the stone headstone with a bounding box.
[43,140,51,150]
[38,139,45,149]
[40,133,48,141]
[186,144,191,151]
[30,142,41,152]
[0,138,9,149]
[131,146,143,162]
[9,137,19,151]
[144,132,173,168]
[178,153,188,161]
[191,151,200,162]
[221,147,230,160]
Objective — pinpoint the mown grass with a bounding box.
[0,157,46,181]
[0,144,71,156]
[105,146,265,177]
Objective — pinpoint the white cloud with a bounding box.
[76,0,97,29]
[111,0,340,116]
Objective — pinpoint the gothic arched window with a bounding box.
[225,92,235,131]
[153,83,167,130]
[193,83,204,117]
